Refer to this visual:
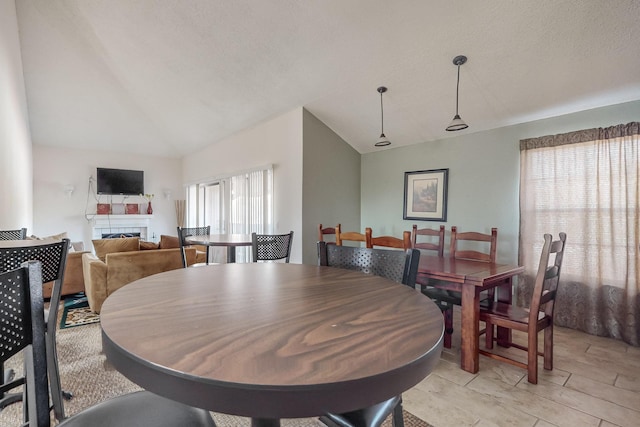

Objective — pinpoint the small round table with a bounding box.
[185,234,252,263]
[101,263,444,426]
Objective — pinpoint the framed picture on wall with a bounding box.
[403,169,448,221]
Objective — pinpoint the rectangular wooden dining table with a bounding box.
[416,255,524,374]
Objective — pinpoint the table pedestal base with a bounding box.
[226,246,236,263]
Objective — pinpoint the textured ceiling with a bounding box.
[15,1,640,157]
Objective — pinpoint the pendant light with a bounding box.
[375,86,391,147]
[446,55,469,131]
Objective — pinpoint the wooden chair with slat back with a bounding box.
[479,232,566,384]
[411,225,445,257]
[450,226,498,263]
[318,224,339,244]
[335,224,369,246]
[421,226,498,349]
[366,230,412,250]
[411,225,452,347]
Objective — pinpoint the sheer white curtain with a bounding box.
[519,122,639,345]
[185,166,273,263]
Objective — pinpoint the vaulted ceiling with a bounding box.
[15,1,640,158]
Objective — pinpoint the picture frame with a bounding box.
[403,168,449,221]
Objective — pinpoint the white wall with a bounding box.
[0,0,32,230]
[362,100,640,264]
[302,109,361,265]
[33,146,184,247]
[182,108,304,263]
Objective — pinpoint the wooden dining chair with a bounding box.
[411,225,451,346]
[317,241,420,427]
[0,239,70,420]
[411,225,445,257]
[0,228,27,240]
[479,232,566,384]
[421,226,498,349]
[177,226,210,268]
[366,230,412,251]
[335,224,370,246]
[0,261,218,427]
[251,231,294,263]
[450,226,498,263]
[318,223,339,243]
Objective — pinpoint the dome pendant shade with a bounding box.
[375,133,391,147]
[446,55,469,132]
[374,86,391,147]
[446,114,468,131]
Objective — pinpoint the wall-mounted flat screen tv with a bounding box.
[96,168,144,195]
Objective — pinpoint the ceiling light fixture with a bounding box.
[375,86,391,147]
[446,55,469,132]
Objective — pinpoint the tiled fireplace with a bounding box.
[91,215,152,241]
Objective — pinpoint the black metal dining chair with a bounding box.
[317,241,421,427]
[0,239,70,420]
[251,231,294,263]
[0,260,218,427]
[0,228,27,240]
[177,226,210,268]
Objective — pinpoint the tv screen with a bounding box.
[97,168,144,195]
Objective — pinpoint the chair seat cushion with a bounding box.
[58,391,216,427]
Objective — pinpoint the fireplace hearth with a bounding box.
[92,214,153,242]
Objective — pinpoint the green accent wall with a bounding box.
[361,100,640,264]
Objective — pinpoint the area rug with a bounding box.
[1,322,433,427]
[59,296,100,329]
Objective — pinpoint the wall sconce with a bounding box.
[64,185,75,198]
[163,190,171,200]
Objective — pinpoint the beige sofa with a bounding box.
[43,250,91,299]
[82,237,197,313]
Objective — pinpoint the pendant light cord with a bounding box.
[380,91,385,135]
[455,64,461,116]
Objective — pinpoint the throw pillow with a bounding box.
[92,237,140,262]
[27,231,69,241]
[158,235,180,249]
[140,241,160,250]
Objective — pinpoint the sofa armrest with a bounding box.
[82,252,108,313]
[44,251,90,299]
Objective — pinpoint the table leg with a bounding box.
[251,418,280,427]
[226,246,236,263]
[495,278,513,347]
[460,283,480,373]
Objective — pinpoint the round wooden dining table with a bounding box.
[185,234,252,263]
[100,263,444,427]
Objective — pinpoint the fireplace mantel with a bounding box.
[91,215,154,241]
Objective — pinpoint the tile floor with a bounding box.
[403,306,640,427]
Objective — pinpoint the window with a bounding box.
[186,166,273,262]
[519,122,639,345]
